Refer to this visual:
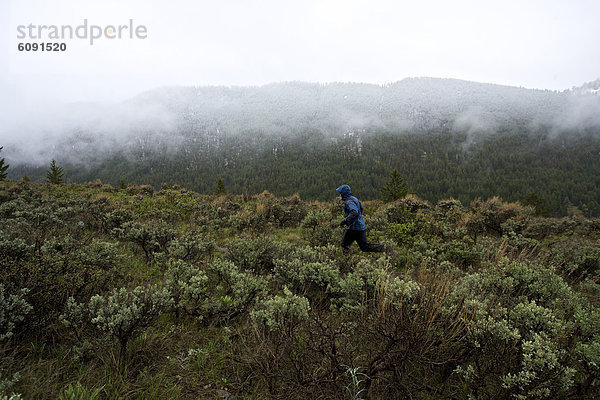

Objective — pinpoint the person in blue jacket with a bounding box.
[336,184,383,253]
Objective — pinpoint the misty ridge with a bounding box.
[2,77,600,167]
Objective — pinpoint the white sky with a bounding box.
[1,0,600,106]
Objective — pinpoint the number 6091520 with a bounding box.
[17,42,66,51]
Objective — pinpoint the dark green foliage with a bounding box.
[0,236,31,261]
[63,285,172,367]
[0,184,123,333]
[214,176,226,195]
[164,259,208,317]
[381,168,409,202]
[273,245,341,307]
[300,209,338,247]
[384,196,431,224]
[114,220,175,261]
[10,129,600,217]
[451,259,587,399]
[520,217,600,240]
[0,284,32,341]
[1,181,599,399]
[265,193,308,228]
[102,209,134,232]
[524,191,551,217]
[168,232,216,263]
[546,240,600,284]
[11,237,122,331]
[466,196,532,242]
[225,235,291,274]
[205,258,270,324]
[45,159,64,184]
[0,146,8,181]
[382,196,434,246]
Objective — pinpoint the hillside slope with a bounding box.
[4,78,600,215]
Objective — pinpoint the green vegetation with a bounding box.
[45,159,64,185]
[0,180,599,399]
[10,129,600,216]
[214,176,227,195]
[381,168,409,203]
[0,147,8,181]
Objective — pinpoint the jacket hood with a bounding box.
[336,184,352,200]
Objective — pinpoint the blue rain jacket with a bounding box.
[336,184,367,231]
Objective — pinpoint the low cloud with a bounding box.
[551,93,600,136]
[2,79,600,168]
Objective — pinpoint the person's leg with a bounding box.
[356,230,384,252]
[341,229,358,253]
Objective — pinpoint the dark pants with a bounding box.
[342,229,384,253]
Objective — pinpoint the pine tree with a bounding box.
[0,147,9,181]
[381,168,409,202]
[215,176,227,195]
[524,191,551,216]
[45,159,64,184]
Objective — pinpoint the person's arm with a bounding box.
[340,201,359,226]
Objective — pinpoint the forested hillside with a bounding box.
[4,78,600,216]
[9,129,600,217]
[1,180,599,399]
